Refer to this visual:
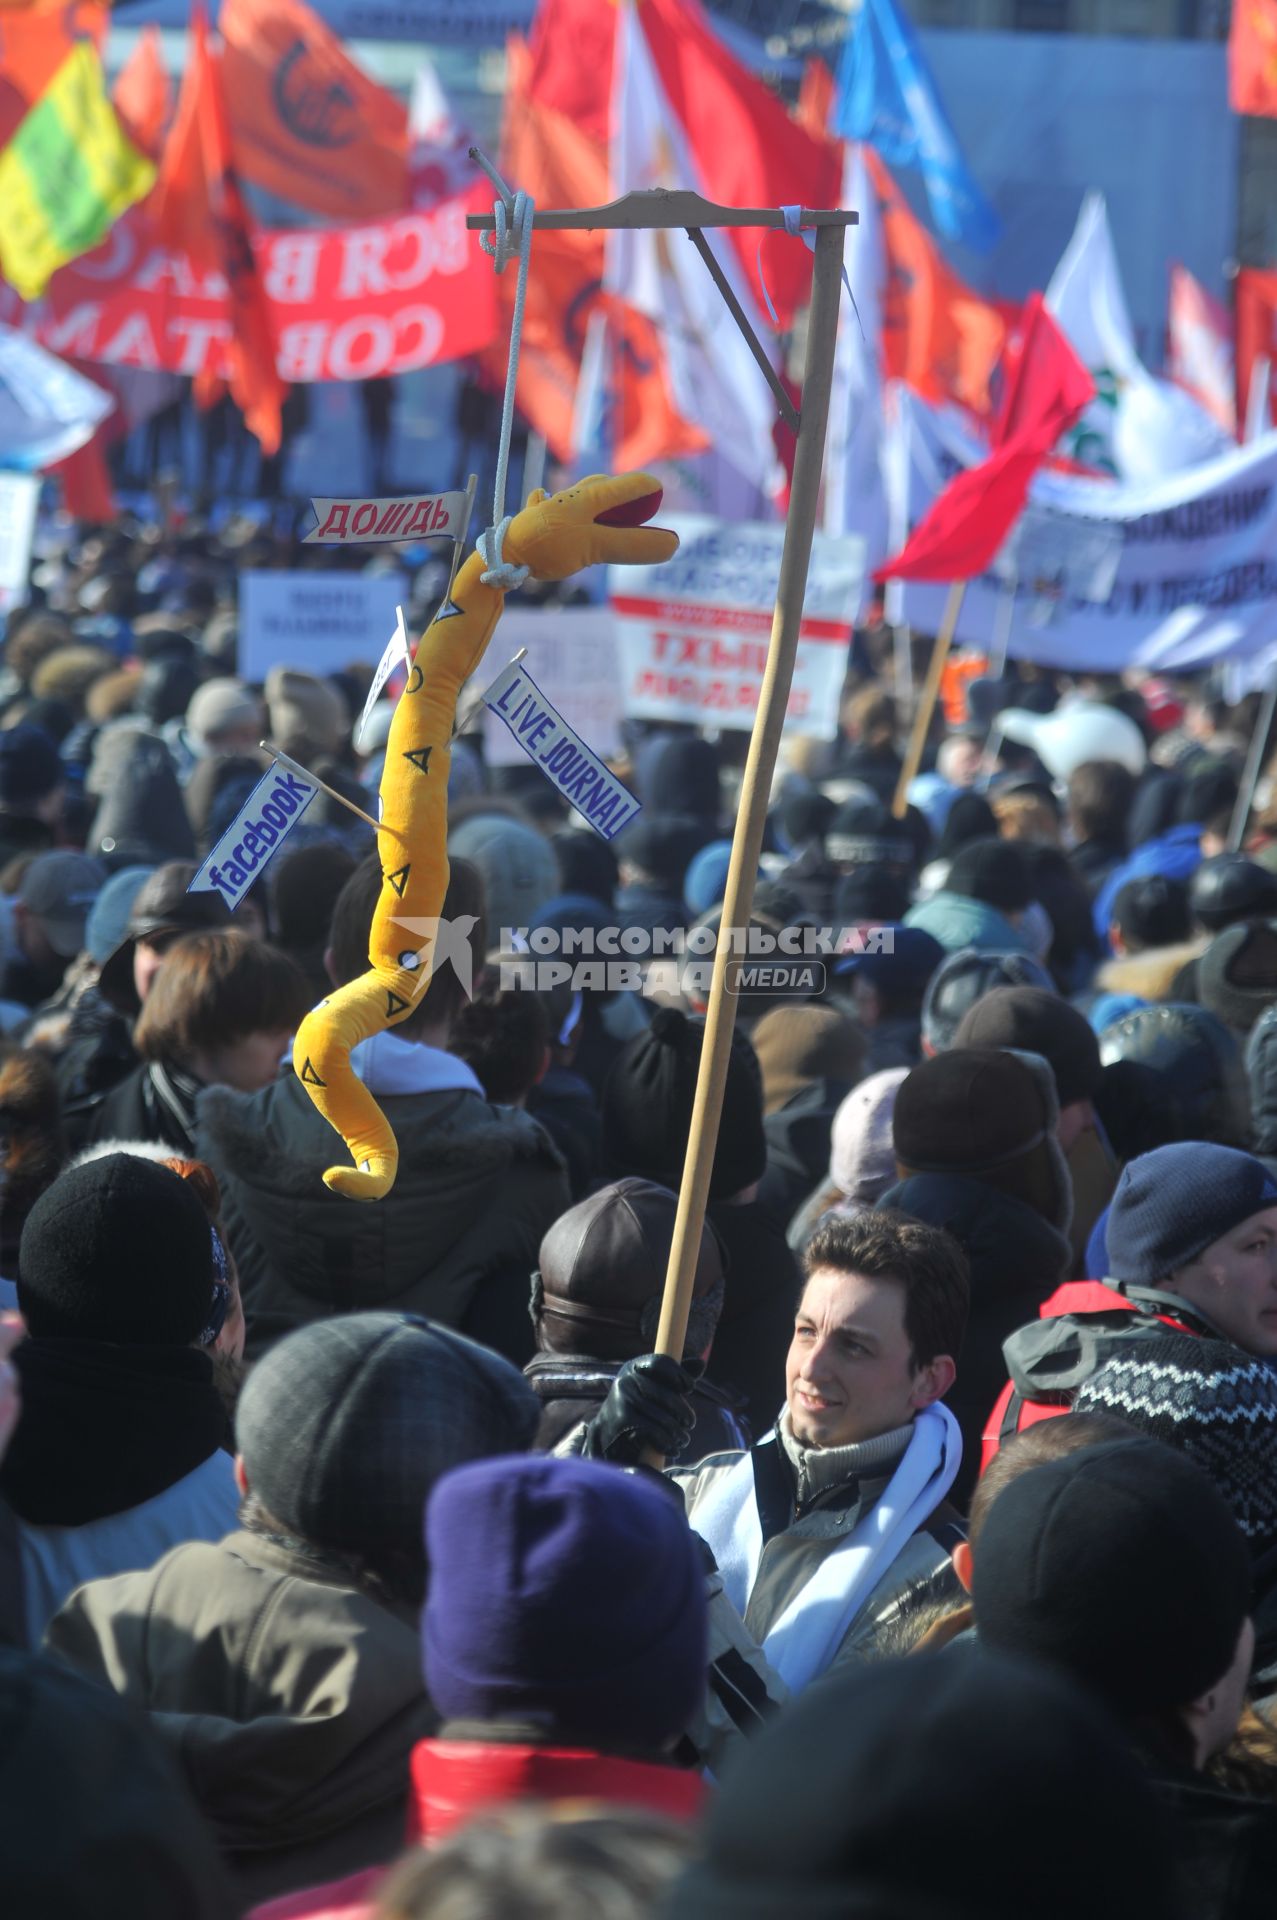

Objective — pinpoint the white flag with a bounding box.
[822,143,888,589]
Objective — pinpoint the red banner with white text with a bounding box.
[19,184,493,385]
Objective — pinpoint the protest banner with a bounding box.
[30,184,492,384]
[481,608,622,769]
[189,759,320,910]
[304,490,469,545]
[239,569,408,680]
[483,656,640,841]
[0,474,39,617]
[885,388,1277,672]
[609,516,865,738]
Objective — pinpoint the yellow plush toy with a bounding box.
[291,471,678,1201]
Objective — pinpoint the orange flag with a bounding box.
[151,8,284,454]
[869,149,1005,418]
[113,24,170,158]
[218,0,407,219]
[1230,0,1277,114]
[496,37,704,472]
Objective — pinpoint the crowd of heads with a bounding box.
[7,515,1277,1914]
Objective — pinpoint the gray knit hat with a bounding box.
[235,1312,540,1555]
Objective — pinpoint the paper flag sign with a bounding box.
[188,761,320,909]
[304,491,470,545]
[356,605,410,747]
[483,658,640,842]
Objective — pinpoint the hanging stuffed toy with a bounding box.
[291,471,677,1201]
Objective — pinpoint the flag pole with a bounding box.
[1228,664,1277,851]
[649,221,847,1412]
[891,580,965,819]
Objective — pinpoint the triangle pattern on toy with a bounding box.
[386,864,411,897]
[300,1058,326,1087]
[386,988,411,1019]
[403,746,433,775]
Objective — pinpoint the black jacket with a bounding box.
[704,1198,802,1433]
[756,1078,859,1238]
[880,1171,1071,1508]
[1148,1756,1277,1920]
[196,1074,570,1362]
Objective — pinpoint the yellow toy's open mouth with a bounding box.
[594,486,665,530]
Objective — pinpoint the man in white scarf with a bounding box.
[576,1209,970,1700]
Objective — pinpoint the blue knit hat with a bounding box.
[422,1454,707,1748]
[1106,1143,1277,1285]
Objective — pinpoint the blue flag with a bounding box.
[835,0,1000,254]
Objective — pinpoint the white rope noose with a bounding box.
[472,153,536,592]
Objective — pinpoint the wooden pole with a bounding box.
[650,222,847,1407]
[1229,665,1277,850]
[260,743,408,842]
[891,580,966,820]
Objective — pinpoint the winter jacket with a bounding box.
[247,1740,707,1920]
[904,890,1033,956]
[1146,1755,1277,1920]
[703,1196,801,1431]
[526,1063,603,1200]
[674,1414,964,1677]
[880,1170,1072,1507]
[756,1078,860,1238]
[87,1057,202,1155]
[525,1351,750,1461]
[1249,1004,1277,1174]
[44,1528,435,1909]
[1092,940,1209,1007]
[1093,822,1203,943]
[195,1039,570,1360]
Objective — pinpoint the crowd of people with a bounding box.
[7,507,1277,1915]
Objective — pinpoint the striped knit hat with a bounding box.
[1076,1333,1277,1549]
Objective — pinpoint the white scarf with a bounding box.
[351,1032,484,1098]
[695,1403,962,1694]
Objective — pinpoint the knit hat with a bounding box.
[945,837,1032,914]
[423,1454,707,1748]
[186,676,261,748]
[1105,1142,1277,1284]
[1076,1335,1277,1548]
[84,864,154,969]
[684,839,734,917]
[633,732,720,819]
[973,1438,1252,1714]
[1198,920,1277,1035]
[603,1008,767,1201]
[834,865,911,927]
[448,815,560,942]
[18,1154,215,1345]
[0,724,62,809]
[664,1649,1183,1920]
[953,985,1103,1107]
[920,948,1055,1053]
[830,1068,909,1208]
[18,851,106,958]
[264,666,347,757]
[535,1177,725,1362]
[751,1004,867,1115]
[98,860,233,1013]
[1191,855,1277,934]
[235,1312,540,1557]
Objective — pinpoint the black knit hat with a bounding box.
[973,1437,1252,1714]
[1198,919,1277,1035]
[946,837,1033,913]
[18,1154,215,1345]
[602,1008,766,1202]
[1105,1142,1277,1284]
[953,984,1103,1106]
[1076,1335,1277,1550]
[664,1649,1184,1920]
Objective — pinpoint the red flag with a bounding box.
[218,0,408,220]
[54,432,115,522]
[795,57,836,140]
[1236,267,1277,433]
[112,24,170,158]
[991,292,1094,449]
[876,296,1093,584]
[526,0,840,332]
[150,8,284,453]
[1230,0,1277,114]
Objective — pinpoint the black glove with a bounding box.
[582,1354,699,1465]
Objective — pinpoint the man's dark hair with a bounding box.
[1067,760,1135,844]
[968,1410,1134,1548]
[327,853,485,1035]
[802,1209,970,1371]
[451,967,550,1104]
[1110,874,1191,953]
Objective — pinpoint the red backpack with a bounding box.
[981,1279,1215,1477]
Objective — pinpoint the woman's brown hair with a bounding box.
[134,930,310,1065]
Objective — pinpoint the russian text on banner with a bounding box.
[189,760,320,910]
[483,658,640,842]
[304,491,469,544]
